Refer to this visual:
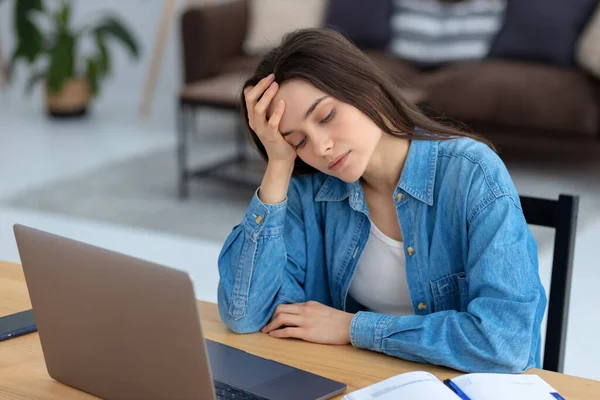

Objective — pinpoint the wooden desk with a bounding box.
[1,260,599,399]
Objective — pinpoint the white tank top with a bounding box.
[348,222,413,316]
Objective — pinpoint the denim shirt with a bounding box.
[217,138,547,373]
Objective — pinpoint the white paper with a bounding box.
[342,371,458,400]
[450,373,560,400]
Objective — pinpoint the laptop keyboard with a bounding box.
[215,381,269,400]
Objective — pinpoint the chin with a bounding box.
[331,166,364,183]
[337,176,359,183]
[309,156,365,183]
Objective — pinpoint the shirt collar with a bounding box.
[398,139,438,206]
[315,139,438,206]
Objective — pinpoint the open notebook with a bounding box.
[343,371,565,400]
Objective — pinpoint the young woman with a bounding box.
[217,28,546,373]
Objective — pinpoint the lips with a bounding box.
[328,151,350,170]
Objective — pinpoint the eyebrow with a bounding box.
[281,95,329,137]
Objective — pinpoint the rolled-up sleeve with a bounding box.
[218,188,307,333]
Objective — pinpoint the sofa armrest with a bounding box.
[180,0,248,83]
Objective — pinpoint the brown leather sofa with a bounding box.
[180,0,600,147]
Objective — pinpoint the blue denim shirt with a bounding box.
[217,138,546,373]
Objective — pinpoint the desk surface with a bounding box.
[1,260,599,399]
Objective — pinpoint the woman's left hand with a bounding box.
[261,301,355,345]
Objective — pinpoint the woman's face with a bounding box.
[267,79,382,182]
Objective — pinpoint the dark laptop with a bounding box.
[13,224,347,400]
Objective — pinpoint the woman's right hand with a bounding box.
[244,74,297,165]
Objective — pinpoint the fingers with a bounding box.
[268,327,306,340]
[244,74,274,105]
[272,303,303,319]
[244,74,275,130]
[262,312,302,333]
[267,99,285,131]
[255,81,279,117]
[263,302,311,333]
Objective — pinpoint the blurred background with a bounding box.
[1,0,599,381]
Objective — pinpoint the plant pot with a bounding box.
[45,78,92,118]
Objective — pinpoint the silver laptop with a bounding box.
[13,224,347,400]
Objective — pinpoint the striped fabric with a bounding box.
[389,0,506,66]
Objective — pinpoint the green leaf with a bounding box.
[25,70,46,95]
[93,16,140,58]
[15,0,44,19]
[94,32,111,77]
[16,0,44,12]
[13,23,44,63]
[46,33,76,93]
[58,1,71,29]
[86,58,99,96]
[13,0,45,64]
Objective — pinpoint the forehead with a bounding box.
[267,79,328,119]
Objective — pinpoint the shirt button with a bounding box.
[395,193,403,202]
[417,302,427,311]
[255,215,263,225]
[407,247,415,256]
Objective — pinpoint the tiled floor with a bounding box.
[1,96,599,380]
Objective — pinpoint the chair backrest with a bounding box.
[519,194,579,373]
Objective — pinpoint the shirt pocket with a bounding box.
[430,272,469,313]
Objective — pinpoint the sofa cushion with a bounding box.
[325,0,393,49]
[389,0,506,67]
[420,61,598,137]
[488,0,597,67]
[242,0,327,55]
[577,4,600,79]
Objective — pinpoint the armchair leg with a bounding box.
[177,102,190,199]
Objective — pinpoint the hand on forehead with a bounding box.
[266,80,327,124]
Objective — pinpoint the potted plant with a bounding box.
[9,0,140,117]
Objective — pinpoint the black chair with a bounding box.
[519,194,579,373]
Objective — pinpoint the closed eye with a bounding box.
[320,109,335,124]
[295,137,306,150]
[295,109,335,150]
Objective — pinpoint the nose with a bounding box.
[311,133,333,157]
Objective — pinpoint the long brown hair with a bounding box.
[240,28,494,176]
